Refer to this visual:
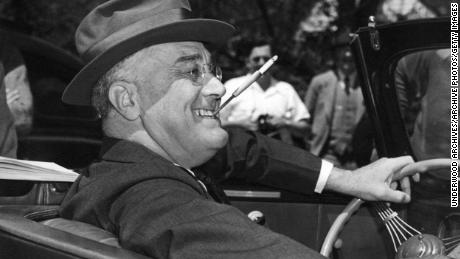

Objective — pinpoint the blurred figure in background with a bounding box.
[0,37,33,137]
[304,47,365,169]
[0,62,17,158]
[220,37,309,147]
[0,60,22,196]
[395,49,450,162]
[375,0,454,236]
[395,49,452,235]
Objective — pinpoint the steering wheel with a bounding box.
[320,158,454,258]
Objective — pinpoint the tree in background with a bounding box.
[0,0,383,95]
[189,0,382,96]
[0,0,104,53]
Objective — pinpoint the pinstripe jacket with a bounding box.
[60,128,325,258]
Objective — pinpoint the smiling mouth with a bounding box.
[193,109,219,119]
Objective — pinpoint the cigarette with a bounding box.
[214,55,278,115]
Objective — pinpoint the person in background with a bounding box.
[304,47,365,169]
[375,1,455,238]
[0,61,22,196]
[0,62,17,158]
[220,37,309,146]
[0,37,33,136]
[395,49,452,235]
[395,49,450,163]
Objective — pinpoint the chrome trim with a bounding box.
[224,190,281,199]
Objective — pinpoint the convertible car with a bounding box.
[0,17,456,258]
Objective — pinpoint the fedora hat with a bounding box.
[62,0,235,106]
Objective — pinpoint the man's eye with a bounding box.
[188,67,201,81]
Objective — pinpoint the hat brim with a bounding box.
[62,19,235,106]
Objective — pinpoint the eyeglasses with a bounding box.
[251,56,271,63]
[183,63,222,84]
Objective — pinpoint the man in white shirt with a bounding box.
[220,38,309,144]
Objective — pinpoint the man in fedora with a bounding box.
[59,0,420,258]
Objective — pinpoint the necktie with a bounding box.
[173,163,229,204]
[344,75,350,95]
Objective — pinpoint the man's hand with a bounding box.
[5,88,20,105]
[237,119,258,131]
[266,116,309,138]
[266,116,287,128]
[325,156,418,203]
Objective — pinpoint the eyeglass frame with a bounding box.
[171,63,222,85]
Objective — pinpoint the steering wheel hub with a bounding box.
[396,234,445,258]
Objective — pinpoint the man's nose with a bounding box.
[202,77,226,98]
[256,59,265,66]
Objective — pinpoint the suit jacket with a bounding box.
[60,128,325,259]
[304,70,364,156]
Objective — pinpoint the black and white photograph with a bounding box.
[0,0,457,258]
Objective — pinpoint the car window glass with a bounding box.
[393,48,450,161]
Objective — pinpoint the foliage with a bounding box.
[190,0,349,95]
[0,0,104,53]
[0,0,381,95]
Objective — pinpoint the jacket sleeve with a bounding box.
[304,76,322,122]
[111,178,325,259]
[196,127,322,195]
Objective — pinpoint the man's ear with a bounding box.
[108,82,140,121]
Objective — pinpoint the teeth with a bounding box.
[195,109,216,117]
